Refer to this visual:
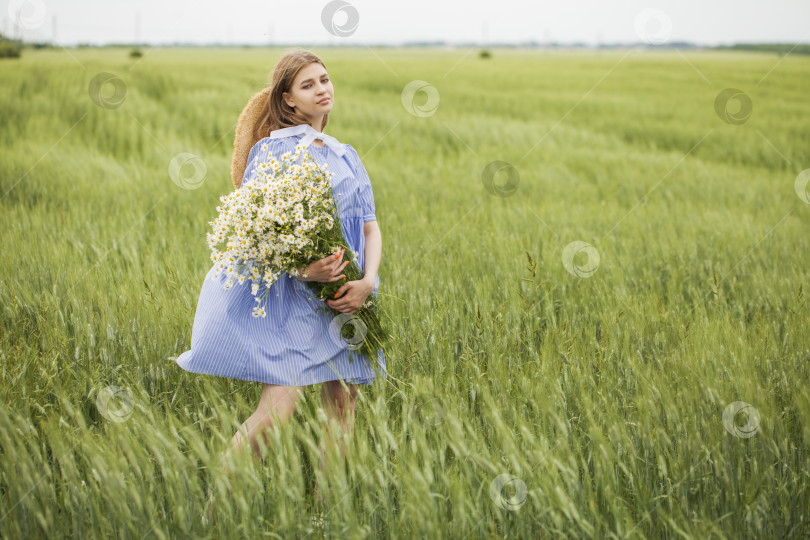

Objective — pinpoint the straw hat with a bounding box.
[230,86,272,190]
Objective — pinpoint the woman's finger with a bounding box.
[329,249,345,267]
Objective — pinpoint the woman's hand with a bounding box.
[326,276,375,315]
[295,248,350,283]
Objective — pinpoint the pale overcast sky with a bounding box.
[2,0,808,47]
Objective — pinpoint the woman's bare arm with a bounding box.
[362,220,381,286]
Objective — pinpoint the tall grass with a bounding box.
[0,46,808,538]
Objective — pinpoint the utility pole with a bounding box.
[15,7,22,42]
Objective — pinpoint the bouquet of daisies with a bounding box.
[206,142,388,366]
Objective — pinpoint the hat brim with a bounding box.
[231,86,272,190]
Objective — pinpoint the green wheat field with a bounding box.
[1,46,808,538]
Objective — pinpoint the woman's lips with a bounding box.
[318,98,330,104]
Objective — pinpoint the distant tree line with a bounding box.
[0,32,22,58]
[1,35,808,59]
[713,43,810,56]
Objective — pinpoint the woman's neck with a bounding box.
[306,118,326,146]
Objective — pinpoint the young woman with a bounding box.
[173,49,385,523]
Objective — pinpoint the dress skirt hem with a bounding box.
[174,347,387,387]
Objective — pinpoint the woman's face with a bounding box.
[282,62,334,124]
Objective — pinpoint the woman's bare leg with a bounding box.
[224,383,306,473]
[314,379,358,512]
[205,384,305,522]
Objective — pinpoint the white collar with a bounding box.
[268,123,345,157]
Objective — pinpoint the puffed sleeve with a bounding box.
[345,144,377,222]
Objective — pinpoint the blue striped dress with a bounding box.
[174,124,386,386]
